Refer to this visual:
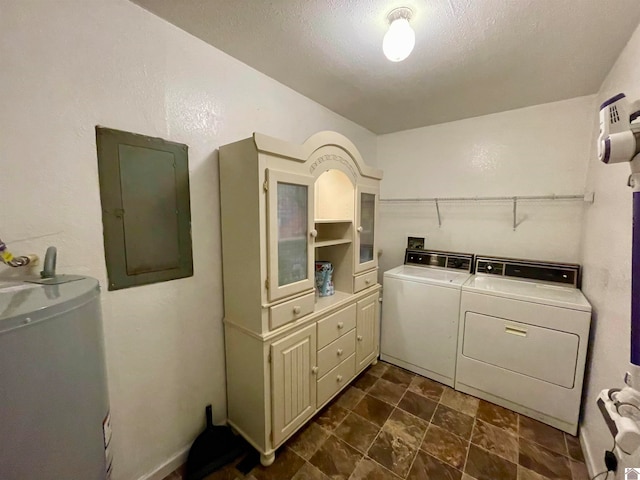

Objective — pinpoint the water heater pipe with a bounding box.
[0,238,38,268]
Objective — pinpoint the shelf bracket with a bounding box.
[435,199,442,228]
[512,197,517,231]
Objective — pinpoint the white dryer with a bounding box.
[381,249,474,387]
[455,256,592,435]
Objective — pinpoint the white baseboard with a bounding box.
[137,444,190,480]
[580,425,598,478]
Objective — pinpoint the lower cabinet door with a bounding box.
[356,293,379,371]
[271,323,317,446]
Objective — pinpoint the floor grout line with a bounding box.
[403,428,427,477]
[462,410,477,478]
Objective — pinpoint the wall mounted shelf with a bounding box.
[380,193,595,230]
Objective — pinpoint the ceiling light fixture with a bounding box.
[383,7,415,62]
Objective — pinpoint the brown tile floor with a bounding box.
[163,361,589,480]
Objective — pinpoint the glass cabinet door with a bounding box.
[266,169,315,302]
[355,185,378,273]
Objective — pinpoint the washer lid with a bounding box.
[384,265,472,288]
[462,275,591,311]
[0,277,100,334]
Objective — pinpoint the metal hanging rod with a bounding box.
[379,193,595,230]
[380,193,593,203]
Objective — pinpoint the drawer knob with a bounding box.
[357,226,363,233]
[357,335,363,342]
[311,366,318,374]
[337,349,343,356]
[365,279,371,284]
[337,322,344,329]
[293,306,301,314]
[336,375,343,382]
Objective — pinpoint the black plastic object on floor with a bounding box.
[185,405,247,480]
[234,449,260,475]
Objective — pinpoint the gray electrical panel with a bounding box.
[96,127,193,290]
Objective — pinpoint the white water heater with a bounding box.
[0,277,111,479]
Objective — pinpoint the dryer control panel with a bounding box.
[475,256,581,287]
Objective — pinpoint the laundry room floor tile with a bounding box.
[407,450,462,480]
[333,412,380,453]
[431,403,475,440]
[519,416,568,456]
[569,459,590,480]
[440,387,480,416]
[352,372,378,391]
[471,419,519,463]
[309,435,362,480]
[365,361,389,378]
[382,365,415,388]
[518,437,572,480]
[334,386,365,410]
[465,444,517,480]
[384,407,429,450]
[350,456,402,479]
[518,465,551,480]
[368,377,407,405]
[291,461,328,480]
[564,433,585,462]
[314,402,349,431]
[367,428,417,478]
[288,422,330,460]
[351,394,394,426]
[421,424,468,469]
[164,361,590,480]
[397,390,438,422]
[408,375,445,401]
[476,400,518,435]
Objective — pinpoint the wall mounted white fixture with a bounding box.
[383,7,415,62]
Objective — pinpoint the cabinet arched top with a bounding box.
[253,131,383,181]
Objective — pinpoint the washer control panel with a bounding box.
[405,249,473,273]
[475,256,580,287]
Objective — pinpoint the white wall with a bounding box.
[375,96,595,274]
[580,22,640,477]
[0,1,376,479]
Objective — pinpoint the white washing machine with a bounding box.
[381,249,474,387]
[455,256,592,435]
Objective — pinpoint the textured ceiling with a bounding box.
[131,0,640,134]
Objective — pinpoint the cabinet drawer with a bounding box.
[317,304,356,349]
[317,330,356,377]
[353,269,377,293]
[317,354,356,407]
[269,292,315,330]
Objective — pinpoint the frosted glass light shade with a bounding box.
[383,17,415,62]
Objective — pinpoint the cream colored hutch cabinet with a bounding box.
[219,131,383,466]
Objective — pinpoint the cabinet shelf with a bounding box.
[315,219,352,224]
[314,221,352,250]
[315,238,352,248]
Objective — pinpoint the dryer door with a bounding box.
[462,312,579,388]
